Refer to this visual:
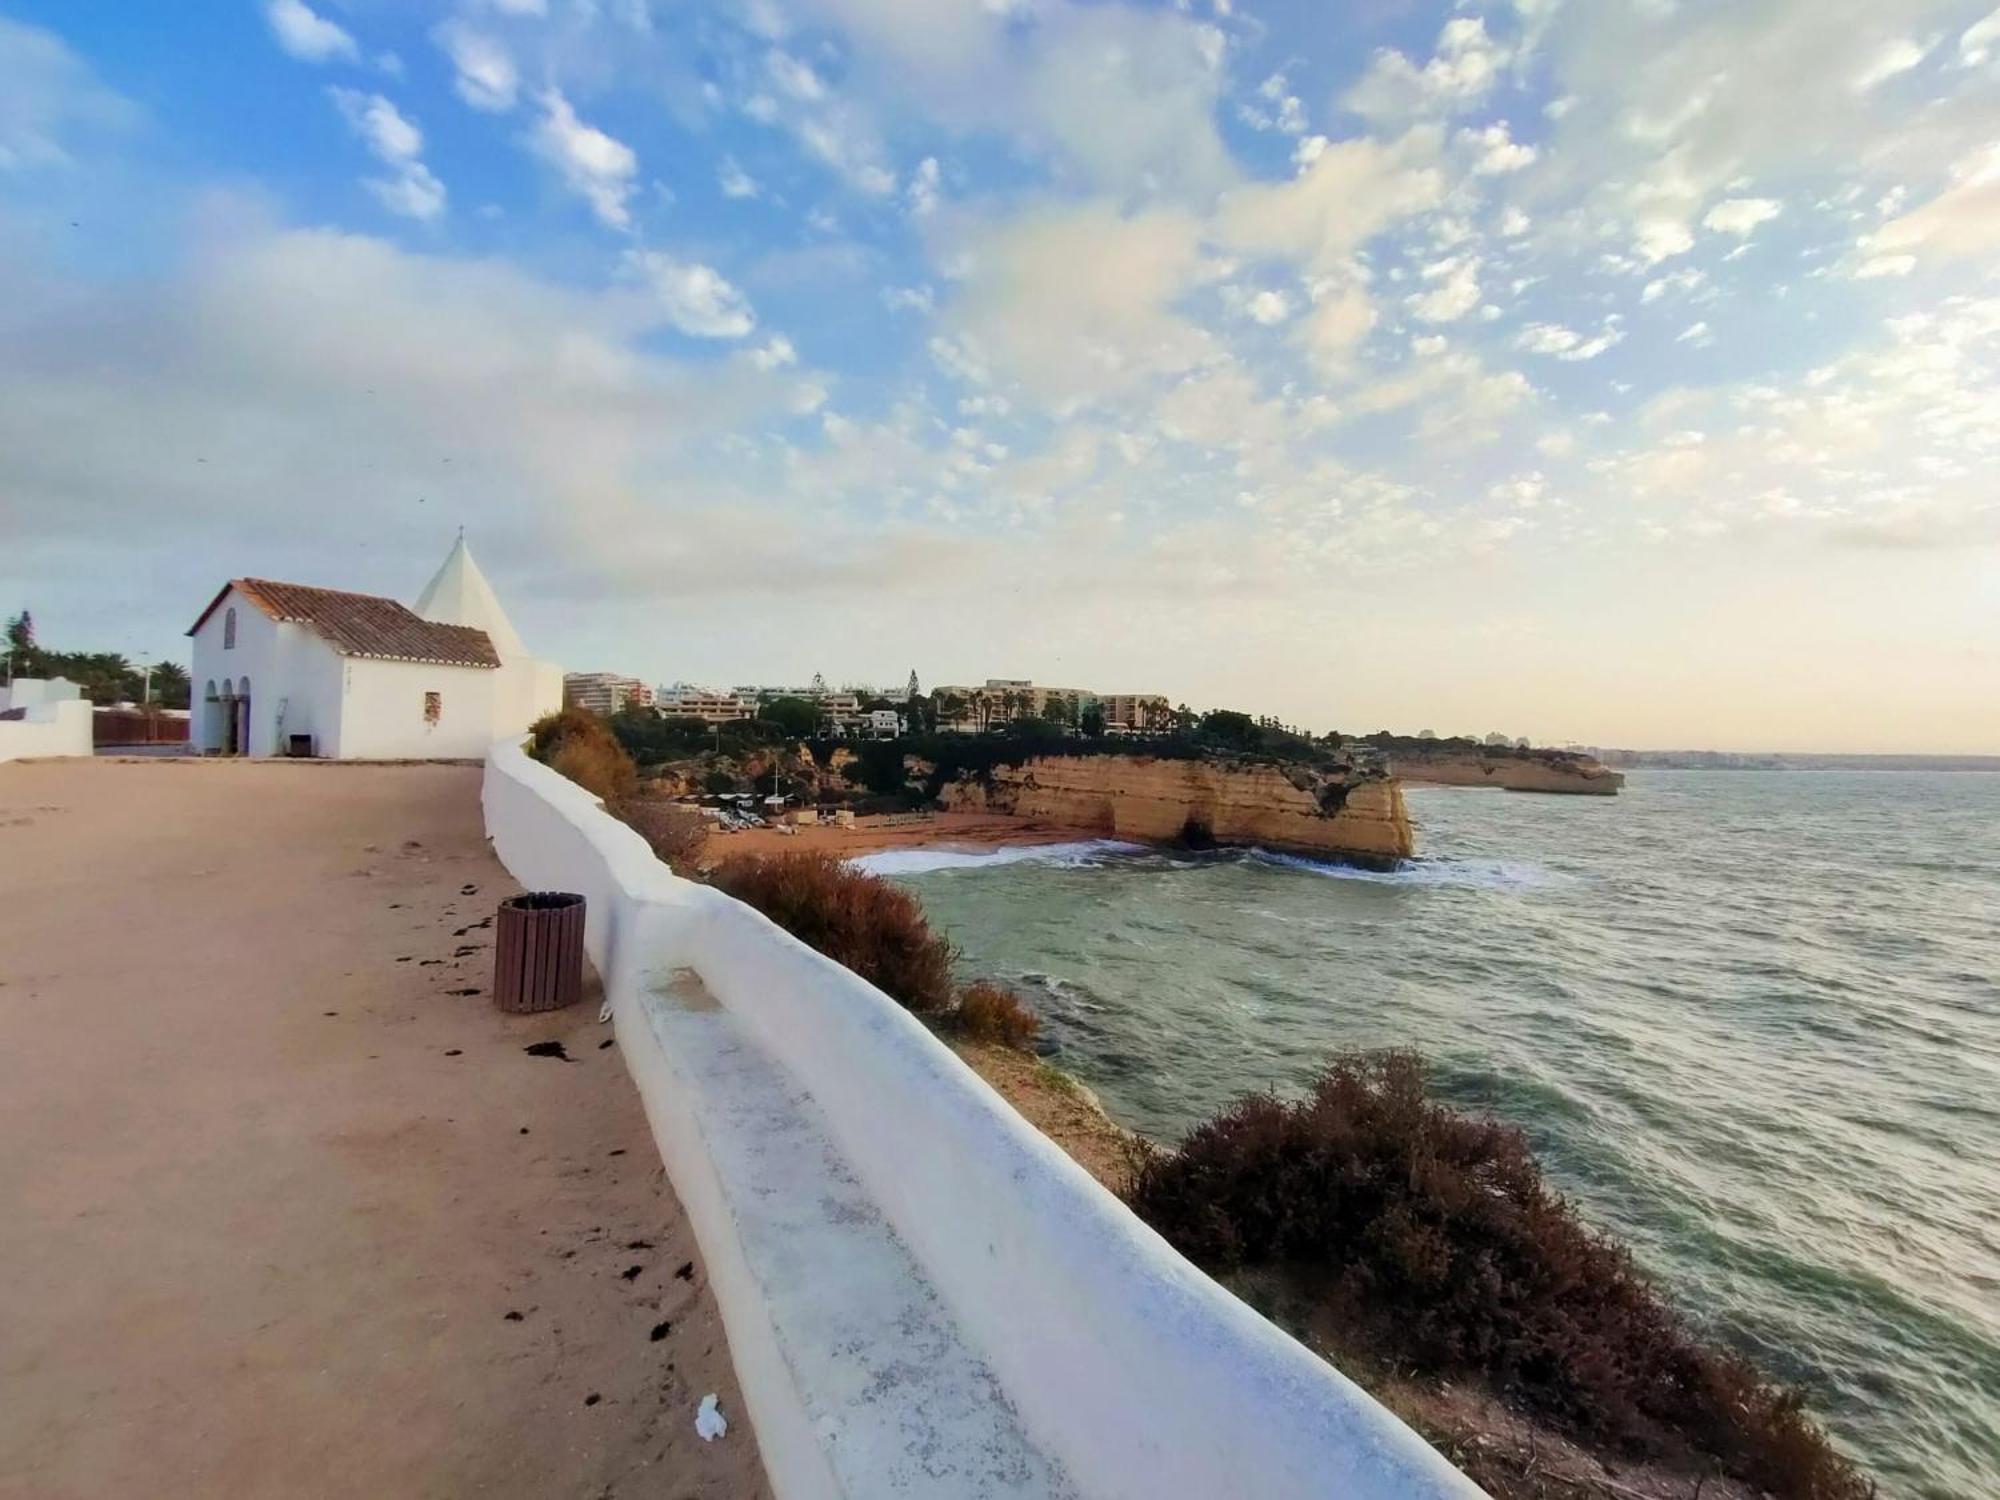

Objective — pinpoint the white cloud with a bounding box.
[1703,197,1783,236]
[748,334,797,370]
[907,156,940,216]
[1855,252,1918,278]
[1459,122,1537,175]
[1866,143,2000,264]
[625,250,757,338]
[0,17,135,171]
[436,24,517,113]
[1406,255,1481,323]
[1241,72,1307,135]
[1499,205,1532,236]
[718,156,760,199]
[265,0,358,64]
[1641,266,1706,303]
[1244,289,1291,325]
[1219,129,1442,274]
[1852,37,1930,91]
[881,284,935,315]
[1298,283,1377,371]
[1344,17,1508,123]
[1634,218,1694,265]
[329,88,445,222]
[1963,8,2000,65]
[531,90,638,229]
[1677,320,1714,346]
[1516,322,1624,360]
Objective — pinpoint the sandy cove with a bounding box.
[703,808,1112,867]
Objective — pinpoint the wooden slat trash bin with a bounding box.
[492,892,586,1014]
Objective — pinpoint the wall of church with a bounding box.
[189,594,346,757]
[334,658,500,759]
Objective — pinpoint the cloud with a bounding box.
[1676,320,1714,346]
[624,250,757,337]
[1852,37,1931,91]
[1516,322,1623,360]
[436,24,518,113]
[1634,218,1694,265]
[906,156,940,216]
[1702,197,1782,235]
[1217,128,1442,274]
[1459,121,1537,175]
[717,156,760,199]
[1406,255,1482,323]
[530,90,639,229]
[1344,17,1507,124]
[0,17,135,172]
[1244,289,1291,325]
[328,89,445,222]
[941,200,1216,413]
[1866,144,2000,263]
[881,284,935,314]
[1963,7,2000,66]
[264,0,358,65]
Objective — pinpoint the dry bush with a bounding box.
[609,795,709,874]
[530,708,639,802]
[1126,1051,1867,1500]
[954,980,1041,1050]
[707,852,956,1016]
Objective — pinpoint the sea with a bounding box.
[864,771,2000,1499]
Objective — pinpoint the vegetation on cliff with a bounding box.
[1126,1052,1865,1500]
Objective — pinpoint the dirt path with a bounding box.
[0,759,770,1500]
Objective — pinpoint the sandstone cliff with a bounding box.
[939,754,1413,867]
[1386,751,1623,796]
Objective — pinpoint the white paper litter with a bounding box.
[695,1393,728,1441]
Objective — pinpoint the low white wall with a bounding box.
[0,698,94,762]
[483,739,1484,1500]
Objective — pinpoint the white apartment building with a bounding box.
[658,685,758,723]
[563,672,654,715]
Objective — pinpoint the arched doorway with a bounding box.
[202,681,220,754]
[235,677,252,756]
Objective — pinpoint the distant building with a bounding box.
[933,679,1168,734]
[564,672,653,715]
[185,537,561,759]
[865,708,904,739]
[658,685,757,723]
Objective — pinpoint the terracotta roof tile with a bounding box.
[226,579,501,669]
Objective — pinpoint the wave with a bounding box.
[849,839,1148,876]
[1245,848,1573,890]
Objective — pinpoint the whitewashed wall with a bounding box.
[483,739,1485,1500]
[334,657,500,759]
[0,691,93,761]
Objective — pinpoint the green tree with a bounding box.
[758,695,820,738]
[1079,702,1106,738]
[5,610,33,654]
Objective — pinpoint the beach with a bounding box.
[707,808,1107,865]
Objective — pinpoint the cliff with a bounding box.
[1383,749,1624,796]
[939,754,1414,867]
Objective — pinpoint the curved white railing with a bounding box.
[483,738,1485,1500]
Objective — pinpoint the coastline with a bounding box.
[698,809,1113,868]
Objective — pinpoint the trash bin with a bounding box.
[492,891,586,1013]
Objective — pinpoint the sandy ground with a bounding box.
[709,808,1104,865]
[0,759,771,1500]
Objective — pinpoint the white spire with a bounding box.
[413,535,526,659]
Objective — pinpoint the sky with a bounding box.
[2,1,1997,753]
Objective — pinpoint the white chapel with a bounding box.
[186,537,563,759]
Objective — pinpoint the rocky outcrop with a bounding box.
[1386,751,1624,796]
[940,755,1413,867]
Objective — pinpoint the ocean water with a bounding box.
[876,772,2000,1498]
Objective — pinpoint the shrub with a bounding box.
[608,795,709,874]
[1126,1052,1866,1500]
[954,981,1040,1049]
[707,852,956,1016]
[530,707,640,802]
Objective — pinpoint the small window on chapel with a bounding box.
[223,607,236,649]
[423,692,442,725]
